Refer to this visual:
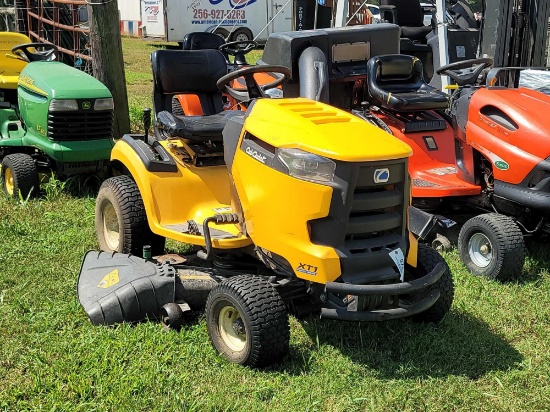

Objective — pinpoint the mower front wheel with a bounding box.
[407,244,454,323]
[1,154,39,199]
[95,175,165,256]
[458,213,525,280]
[206,275,289,367]
[160,303,186,331]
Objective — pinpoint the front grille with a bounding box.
[344,161,407,257]
[309,158,409,284]
[47,110,113,141]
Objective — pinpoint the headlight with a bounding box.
[49,99,78,111]
[277,148,336,184]
[94,98,114,111]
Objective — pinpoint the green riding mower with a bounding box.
[0,32,114,198]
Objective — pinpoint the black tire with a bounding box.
[160,303,185,331]
[95,175,165,255]
[206,275,289,367]
[213,28,229,40]
[407,244,454,323]
[1,153,39,198]
[171,97,185,116]
[458,213,525,280]
[231,28,253,43]
[431,234,452,252]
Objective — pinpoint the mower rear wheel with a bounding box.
[95,175,165,256]
[407,244,454,323]
[206,275,289,367]
[1,154,39,199]
[458,213,525,280]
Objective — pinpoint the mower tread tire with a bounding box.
[95,175,165,256]
[411,244,454,324]
[171,97,185,116]
[458,213,525,280]
[1,153,39,199]
[206,275,289,367]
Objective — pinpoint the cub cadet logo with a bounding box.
[296,263,318,276]
[245,146,267,163]
[82,101,91,110]
[374,168,390,183]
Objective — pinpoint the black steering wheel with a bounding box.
[216,65,291,102]
[11,43,58,62]
[219,40,258,57]
[436,58,493,87]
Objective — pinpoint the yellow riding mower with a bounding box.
[78,49,454,367]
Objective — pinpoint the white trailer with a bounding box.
[140,0,294,43]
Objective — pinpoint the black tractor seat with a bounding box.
[151,49,240,141]
[155,110,241,141]
[367,54,449,112]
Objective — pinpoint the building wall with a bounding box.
[119,0,141,36]
[119,0,140,21]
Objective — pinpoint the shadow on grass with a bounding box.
[290,310,522,379]
[520,240,550,285]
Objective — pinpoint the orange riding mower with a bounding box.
[260,24,550,280]
[170,32,283,118]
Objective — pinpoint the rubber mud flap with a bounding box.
[77,251,176,325]
[408,206,437,240]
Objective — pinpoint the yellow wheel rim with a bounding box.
[4,167,14,196]
[219,305,246,352]
[102,202,120,251]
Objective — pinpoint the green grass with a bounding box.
[1,37,550,411]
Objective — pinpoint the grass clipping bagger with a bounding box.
[78,48,454,367]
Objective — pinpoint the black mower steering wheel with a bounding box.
[436,58,493,87]
[216,65,291,102]
[219,40,258,57]
[11,43,58,62]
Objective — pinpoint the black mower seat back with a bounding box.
[381,0,432,41]
[182,32,225,51]
[367,54,449,112]
[151,49,240,141]
[182,32,229,63]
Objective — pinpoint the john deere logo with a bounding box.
[494,160,509,171]
[82,101,91,110]
[374,168,390,183]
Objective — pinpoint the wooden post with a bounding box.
[87,0,130,138]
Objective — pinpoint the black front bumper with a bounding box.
[320,262,445,321]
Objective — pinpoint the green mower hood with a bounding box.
[18,61,111,99]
